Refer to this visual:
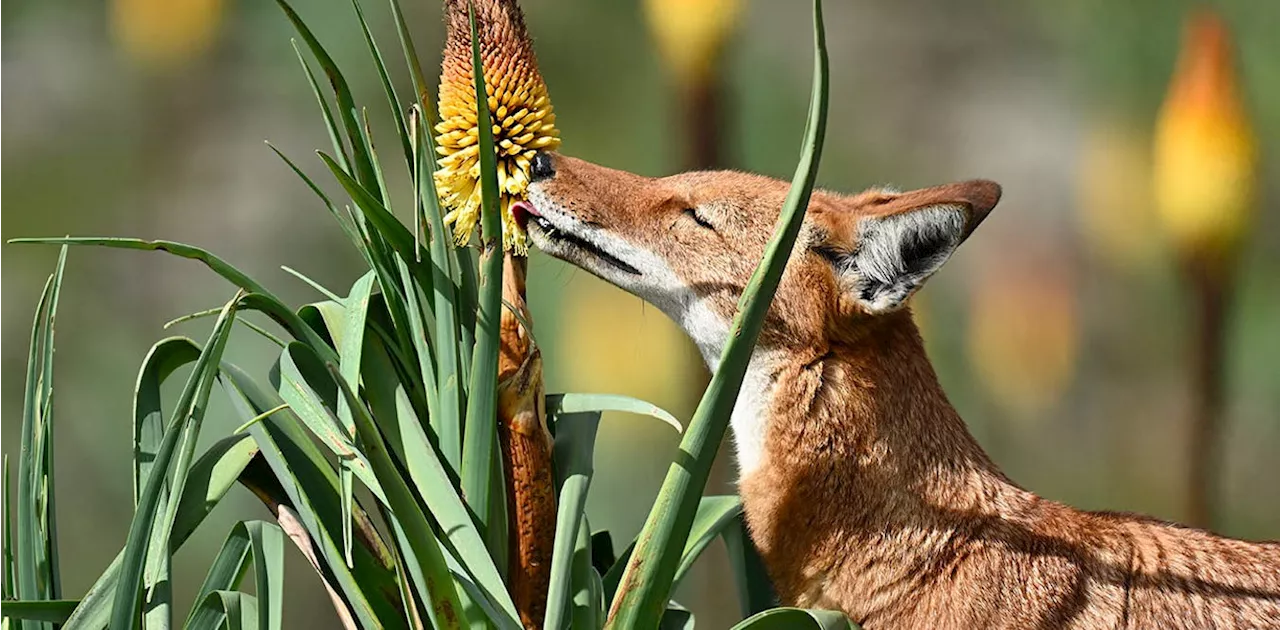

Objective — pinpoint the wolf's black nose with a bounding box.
[530,151,555,182]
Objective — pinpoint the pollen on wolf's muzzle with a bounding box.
[435,0,560,254]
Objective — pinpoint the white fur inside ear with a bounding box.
[849,205,965,313]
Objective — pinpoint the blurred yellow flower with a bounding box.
[558,277,692,411]
[1076,120,1159,270]
[1153,10,1257,265]
[967,256,1078,419]
[111,0,224,71]
[435,0,560,254]
[644,0,742,86]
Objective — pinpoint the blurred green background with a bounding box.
[3,0,1278,627]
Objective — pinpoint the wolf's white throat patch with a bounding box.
[728,355,779,477]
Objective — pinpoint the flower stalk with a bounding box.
[644,0,741,169]
[1153,8,1257,530]
[437,1,557,626]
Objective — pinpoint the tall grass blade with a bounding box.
[58,432,257,630]
[39,249,66,607]
[3,456,13,602]
[16,246,67,630]
[459,0,507,556]
[0,601,78,625]
[413,111,466,470]
[324,132,423,377]
[183,525,251,629]
[394,254,440,408]
[570,517,600,630]
[387,532,428,629]
[287,41,352,177]
[163,308,288,348]
[543,411,601,630]
[221,363,402,627]
[10,238,268,293]
[187,591,257,630]
[723,516,777,617]
[318,153,427,275]
[358,108,393,207]
[277,344,384,500]
[349,0,413,163]
[327,363,466,629]
[455,245,479,378]
[185,521,285,630]
[280,266,344,302]
[110,293,242,629]
[598,495,740,607]
[360,336,521,627]
[274,0,378,191]
[386,0,432,122]
[671,496,742,588]
[133,338,202,504]
[545,394,682,434]
[731,608,858,630]
[660,602,694,630]
[7,239,335,362]
[267,141,363,253]
[335,272,376,567]
[173,434,261,544]
[140,493,173,630]
[604,0,828,624]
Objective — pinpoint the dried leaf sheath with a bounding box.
[497,254,555,629]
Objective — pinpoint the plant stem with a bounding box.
[682,74,725,171]
[1185,259,1230,530]
[498,253,555,629]
[605,2,828,623]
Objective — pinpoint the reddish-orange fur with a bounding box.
[525,154,1280,629]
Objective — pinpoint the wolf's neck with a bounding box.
[728,309,1016,501]
[727,311,1043,611]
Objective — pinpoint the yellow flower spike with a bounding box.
[1076,119,1159,270]
[1153,9,1257,267]
[434,0,560,254]
[644,0,742,86]
[112,0,224,71]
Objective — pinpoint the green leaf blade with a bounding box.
[274,0,379,192]
[133,338,203,505]
[731,608,859,630]
[16,246,67,630]
[459,0,507,564]
[327,363,466,629]
[0,600,79,625]
[605,0,829,625]
[543,411,601,630]
[110,293,242,630]
[221,363,402,628]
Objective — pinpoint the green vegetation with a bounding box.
[2,0,852,628]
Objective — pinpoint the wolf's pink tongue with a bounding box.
[511,200,540,230]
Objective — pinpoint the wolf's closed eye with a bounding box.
[684,208,715,231]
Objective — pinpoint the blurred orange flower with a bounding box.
[1153,10,1257,265]
[644,0,742,86]
[112,0,224,71]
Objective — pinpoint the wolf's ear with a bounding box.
[815,180,1001,315]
